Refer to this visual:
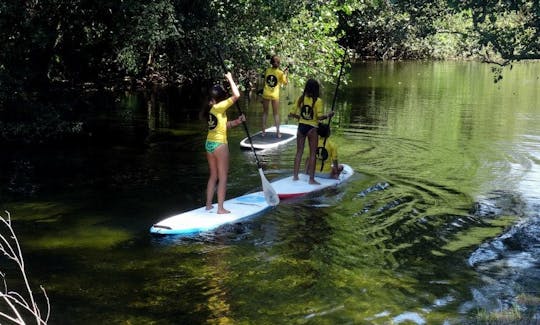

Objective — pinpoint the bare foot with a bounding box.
[293,176,299,181]
[309,179,321,185]
[206,205,213,211]
[217,208,230,214]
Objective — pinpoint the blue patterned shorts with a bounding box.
[205,140,223,153]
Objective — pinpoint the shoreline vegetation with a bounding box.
[1,1,539,144]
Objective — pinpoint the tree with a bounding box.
[449,0,540,66]
[338,0,439,60]
[208,0,357,87]
[338,0,540,65]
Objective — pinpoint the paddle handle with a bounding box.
[328,53,347,120]
[215,47,262,168]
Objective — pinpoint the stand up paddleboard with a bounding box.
[149,164,354,236]
[240,124,297,150]
[150,191,272,235]
[272,164,354,199]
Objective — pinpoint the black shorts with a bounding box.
[298,123,315,136]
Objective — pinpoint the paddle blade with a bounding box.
[259,168,280,206]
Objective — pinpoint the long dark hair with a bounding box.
[203,83,227,120]
[297,78,319,107]
[210,83,227,103]
[270,55,280,67]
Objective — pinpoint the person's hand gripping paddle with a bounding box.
[215,47,280,206]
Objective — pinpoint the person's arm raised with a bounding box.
[225,72,240,102]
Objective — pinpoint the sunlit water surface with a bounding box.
[1,61,540,324]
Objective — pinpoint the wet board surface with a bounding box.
[271,164,354,199]
[150,191,272,235]
[240,124,297,150]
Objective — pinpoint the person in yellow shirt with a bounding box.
[206,72,245,214]
[262,55,288,138]
[311,123,344,179]
[288,79,334,184]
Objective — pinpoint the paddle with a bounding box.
[215,47,280,206]
[319,53,347,172]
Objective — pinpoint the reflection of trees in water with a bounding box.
[204,244,234,324]
[143,83,212,132]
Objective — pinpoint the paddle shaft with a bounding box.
[327,54,347,125]
[215,48,280,206]
[320,54,347,171]
[215,49,262,168]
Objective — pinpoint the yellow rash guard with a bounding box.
[290,96,323,127]
[262,67,287,100]
[207,98,234,144]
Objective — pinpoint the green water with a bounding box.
[1,61,539,324]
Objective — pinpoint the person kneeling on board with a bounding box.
[305,123,344,180]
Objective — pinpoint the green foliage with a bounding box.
[0,0,353,90]
[0,0,538,105]
[338,0,457,60]
[114,1,183,76]
[208,0,351,86]
[447,0,540,65]
[338,0,540,65]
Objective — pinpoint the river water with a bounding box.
[1,61,539,324]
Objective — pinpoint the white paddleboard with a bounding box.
[240,124,297,150]
[271,164,354,199]
[150,191,272,235]
[149,164,354,236]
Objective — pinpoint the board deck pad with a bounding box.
[240,124,297,150]
[271,164,354,199]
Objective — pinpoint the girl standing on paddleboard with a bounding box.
[261,55,288,138]
[205,72,245,214]
[288,79,334,185]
